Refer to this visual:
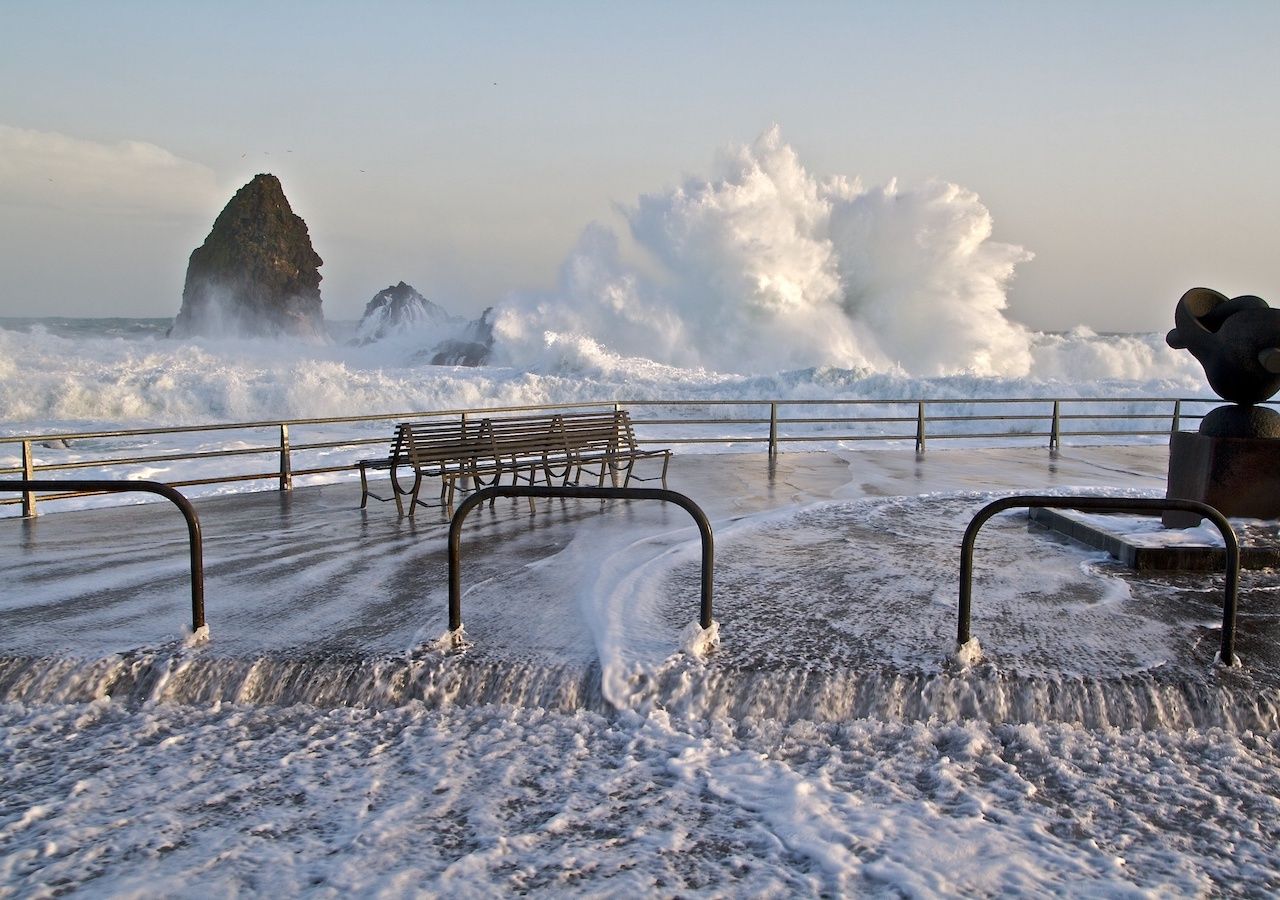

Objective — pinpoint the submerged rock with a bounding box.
[170,173,326,341]
[428,308,495,366]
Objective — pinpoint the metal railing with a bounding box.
[958,495,1240,666]
[446,485,714,646]
[0,396,1248,516]
[1,479,206,631]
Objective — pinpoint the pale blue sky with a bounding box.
[2,0,1278,331]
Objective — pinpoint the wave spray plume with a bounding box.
[492,126,1034,377]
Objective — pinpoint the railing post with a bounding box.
[278,424,292,492]
[915,401,926,454]
[21,440,36,518]
[1171,399,1182,434]
[768,402,778,457]
[1050,400,1061,452]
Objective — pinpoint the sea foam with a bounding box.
[0,322,1203,435]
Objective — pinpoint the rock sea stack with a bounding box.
[170,173,326,341]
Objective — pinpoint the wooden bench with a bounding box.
[357,418,485,516]
[360,410,671,517]
[356,426,410,514]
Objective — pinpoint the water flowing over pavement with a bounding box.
[3,447,1279,895]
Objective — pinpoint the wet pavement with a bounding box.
[3,442,1279,723]
[0,443,1183,660]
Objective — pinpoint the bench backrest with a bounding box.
[401,419,488,467]
[396,409,645,470]
[481,414,571,459]
[613,410,644,452]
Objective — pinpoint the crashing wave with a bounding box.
[492,126,1034,377]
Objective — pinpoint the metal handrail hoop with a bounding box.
[447,484,714,639]
[1,479,206,633]
[958,495,1240,666]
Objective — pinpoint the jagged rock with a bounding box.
[352,281,460,345]
[429,340,490,367]
[357,285,495,366]
[170,174,326,341]
[426,308,495,366]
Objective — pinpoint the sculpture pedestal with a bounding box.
[1164,431,1280,527]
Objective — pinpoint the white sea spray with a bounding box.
[492,127,1040,377]
[0,320,1203,434]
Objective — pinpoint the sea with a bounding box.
[0,314,1208,438]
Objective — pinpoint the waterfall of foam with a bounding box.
[3,647,1275,733]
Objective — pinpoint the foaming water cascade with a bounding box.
[1,642,1276,734]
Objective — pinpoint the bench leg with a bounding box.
[406,472,424,518]
[358,464,370,509]
[392,482,403,517]
[621,452,670,489]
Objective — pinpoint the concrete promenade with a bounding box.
[0,445,1177,656]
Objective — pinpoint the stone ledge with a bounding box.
[1029,507,1280,571]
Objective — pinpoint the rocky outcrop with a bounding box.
[354,281,495,366]
[170,174,326,341]
[426,308,495,366]
[352,281,460,345]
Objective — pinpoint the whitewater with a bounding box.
[2,130,1277,896]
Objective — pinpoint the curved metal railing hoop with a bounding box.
[958,495,1239,666]
[1,479,205,632]
[447,485,714,638]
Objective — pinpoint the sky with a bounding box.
[1,0,1278,333]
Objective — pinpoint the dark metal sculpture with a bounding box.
[1164,288,1280,525]
[1166,287,1280,436]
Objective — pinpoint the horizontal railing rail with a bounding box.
[2,396,1265,516]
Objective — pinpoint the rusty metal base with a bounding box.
[1164,431,1280,528]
